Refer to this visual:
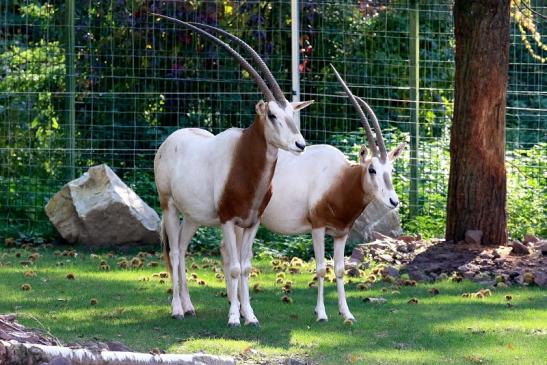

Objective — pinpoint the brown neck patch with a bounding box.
[218,115,277,227]
[309,165,375,233]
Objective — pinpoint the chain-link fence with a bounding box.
[1,0,545,240]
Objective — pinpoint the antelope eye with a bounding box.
[267,113,276,120]
[368,167,376,174]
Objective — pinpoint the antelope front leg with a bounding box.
[220,226,243,302]
[334,235,355,322]
[177,219,199,316]
[219,240,232,301]
[162,202,184,319]
[221,221,242,327]
[312,227,328,322]
[238,223,260,326]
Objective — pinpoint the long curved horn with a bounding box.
[189,22,286,104]
[151,13,274,101]
[330,64,378,157]
[356,96,387,161]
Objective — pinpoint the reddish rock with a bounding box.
[523,234,539,244]
[510,241,530,256]
[465,230,483,245]
[399,235,416,243]
[350,246,365,263]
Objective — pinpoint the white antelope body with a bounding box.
[223,65,404,323]
[153,14,313,326]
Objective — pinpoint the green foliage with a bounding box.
[254,228,315,259]
[506,143,547,238]
[0,0,545,245]
[19,2,55,20]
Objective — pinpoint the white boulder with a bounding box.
[45,164,160,247]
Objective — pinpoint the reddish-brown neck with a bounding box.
[218,115,278,227]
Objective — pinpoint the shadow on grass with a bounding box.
[0,249,546,363]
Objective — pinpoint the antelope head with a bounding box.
[151,15,313,154]
[331,64,406,209]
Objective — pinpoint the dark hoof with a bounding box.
[228,322,241,328]
[184,310,196,317]
[171,315,184,320]
[246,321,260,327]
[317,318,328,323]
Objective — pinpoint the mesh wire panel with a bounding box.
[0,0,545,239]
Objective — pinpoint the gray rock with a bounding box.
[462,271,476,279]
[465,230,483,245]
[45,164,160,247]
[285,359,306,365]
[458,263,480,272]
[348,199,402,243]
[382,266,400,278]
[534,272,547,287]
[379,254,395,263]
[408,270,430,282]
[540,242,547,256]
[510,240,530,256]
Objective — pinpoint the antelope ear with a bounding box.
[388,143,406,161]
[291,100,314,111]
[255,100,267,116]
[359,145,368,164]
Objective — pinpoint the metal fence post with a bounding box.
[65,0,76,179]
[409,0,420,217]
[291,0,301,129]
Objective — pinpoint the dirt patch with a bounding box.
[349,233,546,286]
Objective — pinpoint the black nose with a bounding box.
[295,141,305,151]
[389,198,399,207]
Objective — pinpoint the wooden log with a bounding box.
[0,340,235,365]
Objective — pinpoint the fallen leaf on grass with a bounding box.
[464,355,484,363]
[363,297,387,303]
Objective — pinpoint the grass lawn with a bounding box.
[0,244,545,365]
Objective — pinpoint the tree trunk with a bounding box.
[446,0,510,245]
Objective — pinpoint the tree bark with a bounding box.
[446,0,510,245]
